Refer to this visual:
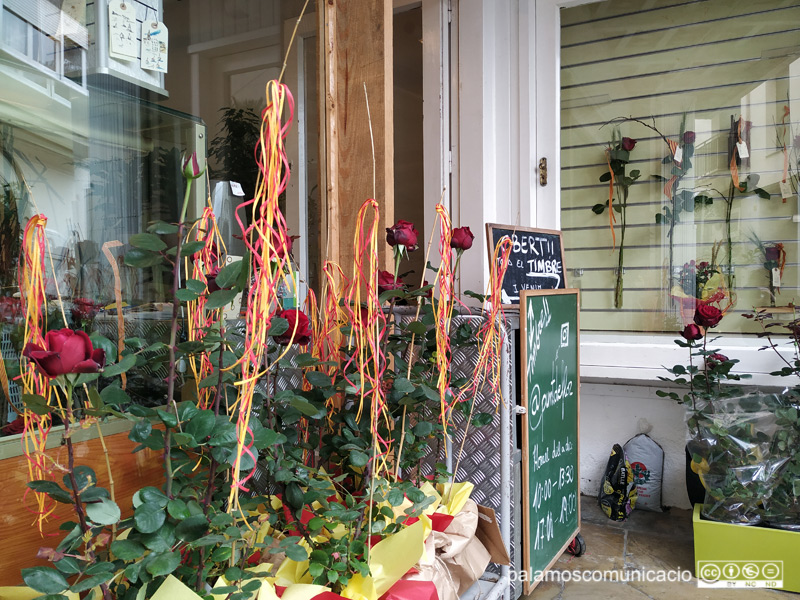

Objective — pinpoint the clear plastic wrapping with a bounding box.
[686,392,800,529]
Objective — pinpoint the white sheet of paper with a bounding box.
[736,141,749,159]
[772,268,781,288]
[673,145,683,164]
[140,21,169,73]
[230,181,245,196]
[779,180,793,200]
[109,1,138,60]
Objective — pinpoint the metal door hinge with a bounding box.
[539,157,548,186]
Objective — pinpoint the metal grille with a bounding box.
[1,327,23,418]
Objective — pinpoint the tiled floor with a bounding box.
[523,497,796,599]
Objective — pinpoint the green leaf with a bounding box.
[753,187,771,200]
[349,450,369,468]
[215,260,244,289]
[268,317,289,337]
[124,248,164,268]
[598,172,612,183]
[406,321,427,336]
[591,203,606,215]
[53,557,81,575]
[290,397,321,418]
[73,372,100,386]
[205,289,239,310]
[186,411,216,442]
[471,412,494,427]
[185,278,206,294]
[101,384,130,406]
[145,550,182,576]
[21,567,68,594]
[175,514,209,542]
[176,288,200,302]
[655,213,664,224]
[167,499,191,520]
[412,422,434,437]
[130,233,167,252]
[386,488,405,507]
[23,394,51,415]
[284,545,308,562]
[305,371,332,387]
[378,289,406,303]
[27,480,73,503]
[629,169,640,178]
[156,409,178,428]
[86,498,121,525]
[103,353,137,377]
[180,241,206,257]
[393,377,415,394]
[70,573,114,594]
[128,419,152,444]
[134,503,166,534]
[136,487,169,508]
[148,221,179,235]
[111,539,146,560]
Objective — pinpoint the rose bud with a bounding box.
[621,137,636,151]
[450,226,475,251]
[386,220,419,252]
[681,323,704,341]
[683,131,696,145]
[181,151,205,180]
[23,329,105,378]
[694,304,723,328]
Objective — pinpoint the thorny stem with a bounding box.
[726,181,735,291]
[62,386,112,600]
[197,329,227,591]
[165,179,194,499]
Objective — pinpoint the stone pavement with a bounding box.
[523,496,795,599]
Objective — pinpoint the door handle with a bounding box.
[539,157,548,186]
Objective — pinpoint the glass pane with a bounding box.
[560,0,800,336]
[1,33,203,406]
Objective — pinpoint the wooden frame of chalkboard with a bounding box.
[485,224,567,308]
[520,288,581,594]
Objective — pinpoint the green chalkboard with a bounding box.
[520,289,581,593]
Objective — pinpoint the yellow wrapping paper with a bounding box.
[437,482,474,516]
[0,589,79,600]
[150,575,204,600]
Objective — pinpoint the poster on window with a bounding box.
[108,1,138,60]
[140,21,168,73]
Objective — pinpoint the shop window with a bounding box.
[560,0,800,336]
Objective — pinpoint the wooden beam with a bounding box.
[320,0,394,272]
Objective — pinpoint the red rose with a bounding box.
[275,230,299,260]
[621,137,636,151]
[681,323,704,341]
[206,266,223,293]
[377,271,403,294]
[71,298,100,323]
[386,220,419,251]
[23,329,106,378]
[1,416,25,436]
[450,226,474,251]
[683,131,696,145]
[694,304,723,328]
[274,309,311,346]
[765,245,781,262]
[706,353,728,368]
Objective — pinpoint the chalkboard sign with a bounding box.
[486,224,567,306]
[520,289,581,593]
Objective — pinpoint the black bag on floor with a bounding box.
[598,443,638,521]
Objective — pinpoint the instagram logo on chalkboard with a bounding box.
[560,323,569,347]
